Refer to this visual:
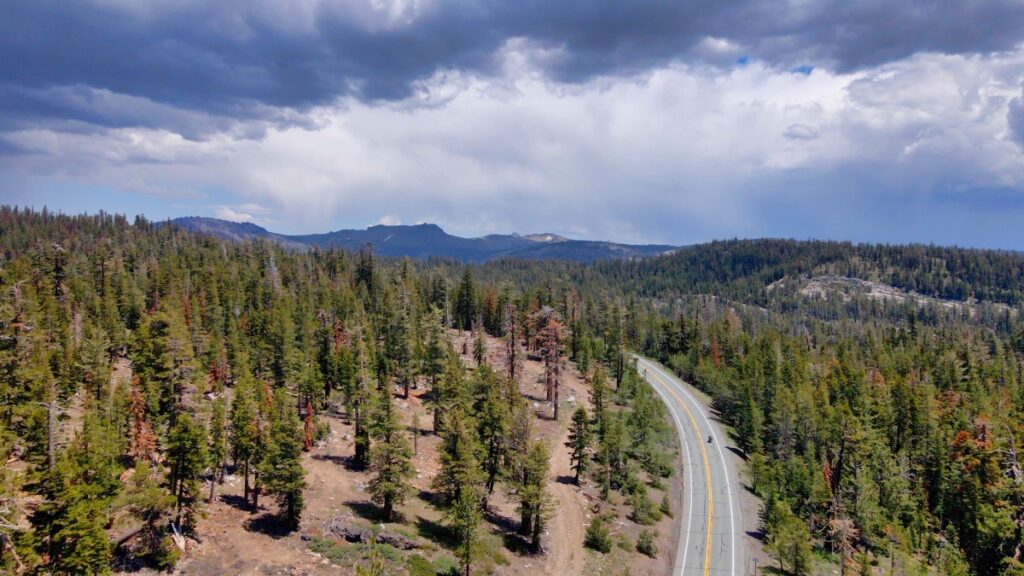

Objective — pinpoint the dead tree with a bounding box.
[504,302,522,383]
[534,309,565,421]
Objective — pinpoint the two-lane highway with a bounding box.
[634,355,747,576]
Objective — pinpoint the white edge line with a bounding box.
[639,357,692,576]
[647,359,739,576]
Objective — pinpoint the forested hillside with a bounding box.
[468,239,1024,335]
[471,243,1024,575]
[2,206,1023,576]
[0,207,676,575]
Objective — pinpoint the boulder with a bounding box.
[377,531,418,550]
[322,515,372,543]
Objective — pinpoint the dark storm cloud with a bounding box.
[1010,88,1024,150]
[1,0,1023,137]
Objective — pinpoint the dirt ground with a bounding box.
[113,331,682,576]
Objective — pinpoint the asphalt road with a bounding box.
[635,356,748,576]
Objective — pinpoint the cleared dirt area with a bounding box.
[117,332,682,576]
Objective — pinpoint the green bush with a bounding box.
[660,493,673,518]
[630,487,661,525]
[584,517,613,553]
[636,530,658,557]
[153,535,181,570]
[406,555,435,576]
[433,554,460,575]
[315,420,331,442]
[648,450,675,478]
[615,533,634,552]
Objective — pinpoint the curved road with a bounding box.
[635,355,751,576]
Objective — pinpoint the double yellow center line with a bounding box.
[646,365,713,576]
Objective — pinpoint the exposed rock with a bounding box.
[377,531,418,550]
[322,515,372,543]
[321,515,419,549]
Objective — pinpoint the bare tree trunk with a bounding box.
[553,376,559,421]
[252,473,261,511]
[1,532,26,573]
[46,400,56,472]
[243,461,250,505]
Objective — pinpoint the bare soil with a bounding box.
[114,331,682,576]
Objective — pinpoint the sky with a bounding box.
[2,1,1024,249]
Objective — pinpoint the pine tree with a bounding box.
[472,325,486,367]
[567,406,591,484]
[454,268,476,331]
[423,308,447,392]
[166,412,207,530]
[503,301,522,382]
[590,367,609,439]
[32,412,120,575]
[432,410,484,508]
[584,516,612,553]
[208,397,227,503]
[475,368,510,497]
[352,332,372,469]
[392,289,416,399]
[605,303,625,386]
[116,459,174,566]
[134,309,196,422]
[636,529,658,557]
[660,492,673,518]
[765,499,812,576]
[230,369,260,506]
[599,412,627,493]
[448,488,481,576]
[249,381,273,511]
[517,440,553,551]
[261,389,306,530]
[367,394,414,521]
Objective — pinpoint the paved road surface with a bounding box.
[635,356,749,576]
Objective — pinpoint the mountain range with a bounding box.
[165,217,677,262]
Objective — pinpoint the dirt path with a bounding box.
[544,422,587,576]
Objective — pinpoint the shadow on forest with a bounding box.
[111,549,151,573]
[343,499,407,523]
[219,494,252,512]
[245,513,293,539]
[415,516,457,549]
[533,408,556,421]
[500,532,533,555]
[555,475,578,485]
[311,453,365,472]
[483,509,518,534]
[481,509,533,555]
[311,453,349,466]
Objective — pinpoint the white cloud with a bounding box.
[376,214,401,225]
[3,49,1024,246]
[209,202,272,223]
[212,206,255,222]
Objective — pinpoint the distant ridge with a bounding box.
[165,217,675,262]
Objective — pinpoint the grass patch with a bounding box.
[432,554,459,575]
[309,536,362,566]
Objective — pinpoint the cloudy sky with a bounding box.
[2,0,1024,248]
